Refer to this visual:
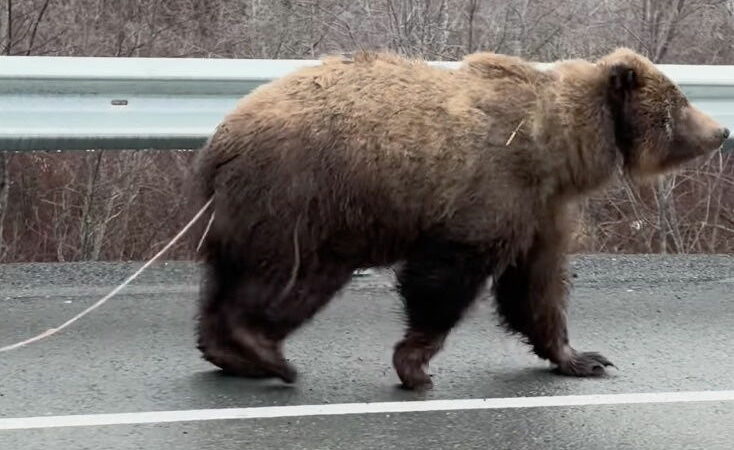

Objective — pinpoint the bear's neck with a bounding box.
[533,72,623,197]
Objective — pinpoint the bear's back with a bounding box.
[220,52,545,191]
[201,52,548,256]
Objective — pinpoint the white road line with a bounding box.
[1,390,733,431]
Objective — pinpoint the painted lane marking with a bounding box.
[2,390,734,431]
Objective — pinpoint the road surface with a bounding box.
[1,255,733,449]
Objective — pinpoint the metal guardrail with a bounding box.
[0,56,733,152]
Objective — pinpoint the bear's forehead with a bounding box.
[639,71,686,104]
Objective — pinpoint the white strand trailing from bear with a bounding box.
[0,196,215,354]
[196,211,216,253]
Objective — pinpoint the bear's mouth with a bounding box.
[664,134,723,168]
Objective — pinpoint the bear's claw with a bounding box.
[554,351,615,377]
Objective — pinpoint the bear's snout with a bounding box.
[721,127,730,140]
[709,125,729,147]
[706,126,729,150]
[679,105,728,152]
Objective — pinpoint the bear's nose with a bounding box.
[723,128,731,140]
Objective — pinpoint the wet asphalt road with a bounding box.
[0,255,732,449]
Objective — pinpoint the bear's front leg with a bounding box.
[492,229,614,376]
[393,239,492,390]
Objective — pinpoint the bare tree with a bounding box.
[0,0,12,258]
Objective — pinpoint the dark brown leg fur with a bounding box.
[197,247,353,383]
[394,239,492,390]
[492,231,614,376]
[196,258,297,382]
[199,307,298,382]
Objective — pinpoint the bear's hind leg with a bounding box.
[492,233,614,376]
[394,239,491,390]
[198,315,288,379]
[195,233,303,380]
[222,262,355,381]
[197,261,297,381]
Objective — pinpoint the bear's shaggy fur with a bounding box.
[191,48,728,389]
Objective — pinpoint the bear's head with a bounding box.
[596,48,729,178]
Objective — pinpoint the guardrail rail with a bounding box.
[0,56,732,152]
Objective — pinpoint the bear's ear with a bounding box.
[608,64,639,99]
[606,64,639,158]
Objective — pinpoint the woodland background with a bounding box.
[1,0,733,262]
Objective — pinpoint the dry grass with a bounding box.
[0,150,731,263]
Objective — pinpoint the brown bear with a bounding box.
[191,48,728,389]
